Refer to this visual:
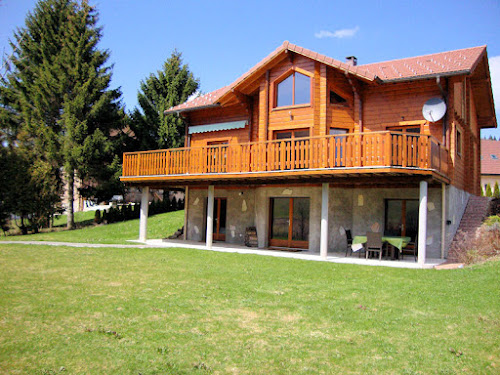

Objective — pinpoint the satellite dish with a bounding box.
[422,97,447,122]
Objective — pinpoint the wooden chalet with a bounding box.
[121,41,497,265]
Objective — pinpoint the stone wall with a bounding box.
[185,183,469,259]
[186,188,256,244]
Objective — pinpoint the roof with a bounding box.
[360,46,486,82]
[481,140,500,175]
[166,42,488,114]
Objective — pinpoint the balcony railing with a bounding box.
[122,131,451,180]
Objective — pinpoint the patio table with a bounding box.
[352,235,412,252]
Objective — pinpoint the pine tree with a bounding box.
[129,50,199,150]
[0,0,125,229]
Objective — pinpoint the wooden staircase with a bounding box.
[448,196,491,261]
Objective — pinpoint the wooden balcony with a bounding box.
[121,131,451,186]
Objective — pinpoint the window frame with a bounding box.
[273,68,313,110]
[456,127,463,157]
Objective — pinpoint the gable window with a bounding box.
[330,90,347,105]
[276,71,311,107]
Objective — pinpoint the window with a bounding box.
[456,129,462,157]
[491,154,498,160]
[276,71,311,107]
[389,126,421,134]
[329,128,348,136]
[330,90,347,105]
[274,129,310,140]
[385,199,419,241]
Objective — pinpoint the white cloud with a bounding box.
[315,26,360,39]
[489,56,500,116]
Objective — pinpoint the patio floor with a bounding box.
[136,239,445,269]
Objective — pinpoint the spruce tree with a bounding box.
[1,0,125,229]
[129,50,199,150]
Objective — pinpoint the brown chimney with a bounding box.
[345,56,357,66]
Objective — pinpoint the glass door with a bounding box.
[273,129,310,170]
[388,126,421,167]
[384,199,418,240]
[209,197,227,241]
[270,197,309,249]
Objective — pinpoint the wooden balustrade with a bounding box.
[122,131,451,179]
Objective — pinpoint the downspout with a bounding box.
[248,96,253,142]
[345,72,363,132]
[265,70,270,140]
[436,77,448,259]
[178,111,191,147]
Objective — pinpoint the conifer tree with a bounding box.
[0,0,125,229]
[494,182,500,198]
[129,51,199,150]
[485,183,493,197]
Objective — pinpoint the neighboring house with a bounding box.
[480,139,500,192]
[121,41,496,265]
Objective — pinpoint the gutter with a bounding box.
[377,70,471,84]
[164,103,221,115]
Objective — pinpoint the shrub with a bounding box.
[453,220,500,265]
[94,210,102,224]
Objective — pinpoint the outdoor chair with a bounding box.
[344,229,354,256]
[365,231,383,260]
[401,235,418,262]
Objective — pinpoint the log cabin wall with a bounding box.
[183,54,482,194]
[446,75,481,195]
[326,66,355,132]
[188,104,250,147]
[362,79,444,139]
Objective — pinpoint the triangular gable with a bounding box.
[166,42,495,128]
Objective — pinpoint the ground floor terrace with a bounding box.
[133,177,469,268]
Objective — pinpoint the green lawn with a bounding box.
[0,244,498,374]
[1,210,185,244]
[52,210,98,227]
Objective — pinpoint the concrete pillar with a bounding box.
[183,186,189,240]
[320,183,329,259]
[206,185,214,249]
[441,183,446,259]
[139,186,150,242]
[418,181,428,266]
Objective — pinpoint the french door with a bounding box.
[209,197,227,241]
[272,129,310,170]
[269,197,309,249]
[384,199,418,241]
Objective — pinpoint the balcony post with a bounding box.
[418,180,428,267]
[320,183,329,259]
[206,185,214,249]
[139,186,150,242]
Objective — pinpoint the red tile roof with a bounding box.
[167,86,229,113]
[166,42,487,114]
[359,46,486,82]
[481,140,500,175]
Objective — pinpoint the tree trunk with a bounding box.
[67,170,75,229]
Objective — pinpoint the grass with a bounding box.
[1,210,185,244]
[0,244,498,374]
[52,210,97,227]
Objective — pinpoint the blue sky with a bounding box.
[1,0,499,137]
